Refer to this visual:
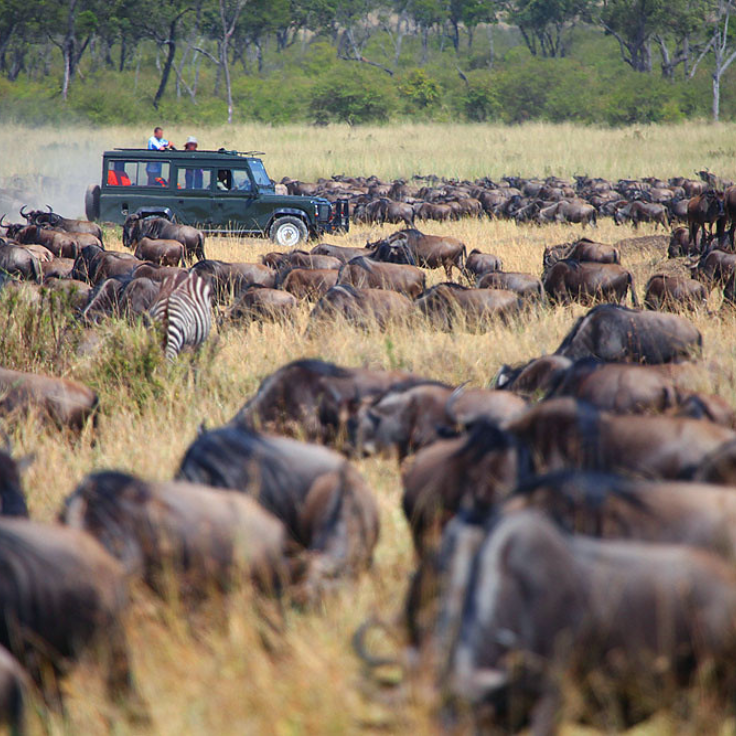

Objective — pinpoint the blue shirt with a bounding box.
[148,136,169,151]
[147,136,168,176]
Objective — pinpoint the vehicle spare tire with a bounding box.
[270,216,308,248]
[85,184,100,222]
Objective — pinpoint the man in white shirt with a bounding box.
[146,127,174,185]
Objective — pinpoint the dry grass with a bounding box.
[4,212,736,735]
[3,120,736,733]
[3,121,736,219]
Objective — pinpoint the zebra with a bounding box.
[149,271,212,361]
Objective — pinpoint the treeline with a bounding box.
[1,0,735,126]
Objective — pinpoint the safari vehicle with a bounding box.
[85,148,349,247]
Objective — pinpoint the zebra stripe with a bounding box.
[150,272,212,361]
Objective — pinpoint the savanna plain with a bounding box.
[4,122,736,734]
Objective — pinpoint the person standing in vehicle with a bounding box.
[183,136,204,189]
[147,127,174,185]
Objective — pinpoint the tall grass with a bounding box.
[2,212,735,733]
[2,122,736,220]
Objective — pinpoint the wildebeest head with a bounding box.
[0,435,29,518]
[704,189,725,218]
[369,240,416,266]
[122,213,144,248]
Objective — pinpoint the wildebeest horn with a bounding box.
[46,204,53,213]
[351,618,402,671]
[0,215,5,228]
[19,205,28,218]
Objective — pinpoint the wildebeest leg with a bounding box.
[528,687,562,736]
[444,262,453,280]
[103,623,149,724]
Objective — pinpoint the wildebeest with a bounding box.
[353,199,415,227]
[504,470,736,551]
[310,243,373,263]
[122,214,205,261]
[693,248,736,285]
[309,284,414,330]
[63,471,289,596]
[544,358,699,415]
[223,285,297,323]
[543,260,638,306]
[643,274,708,311]
[614,201,669,229]
[356,381,455,459]
[537,200,597,226]
[668,225,700,257]
[70,245,138,286]
[416,283,522,331]
[176,425,380,598]
[191,259,276,302]
[233,359,420,448]
[338,257,425,299]
[464,250,503,279]
[262,250,342,272]
[0,519,144,714]
[494,355,573,395]
[554,304,702,363]
[14,225,81,259]
[475,271,544,301]
[19,205,103,242]
[543,238,620,270]
[133,237,186,267]
[0,240,42,282]
[688,189,725,247]
[278,267,339,300]
[373,229,467,279]
[432,510,736,733]
[0,366,98,430]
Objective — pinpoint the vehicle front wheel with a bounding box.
[270,216,308,248]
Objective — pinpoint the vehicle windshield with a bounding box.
[249,160,272,188]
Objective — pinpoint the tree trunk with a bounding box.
[61,37,73,100]
[421,25,429,65]
[487,23,494,68]
[713,69,721,121]
[450,20,460,52]
[153,26,177,109]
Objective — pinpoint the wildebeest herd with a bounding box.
[5,168,736,732]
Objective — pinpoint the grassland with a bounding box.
[4,212,736,735]
[3,121,736,219]
[4,122,736,734]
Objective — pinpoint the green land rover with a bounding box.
[85,148,349,247]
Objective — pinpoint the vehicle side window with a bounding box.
[139,160,170,187]
[177,167,213,191]
[106,161,136,187]
[216,169,252,193]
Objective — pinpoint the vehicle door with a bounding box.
[211,167,259,233]
[173,166,216,226]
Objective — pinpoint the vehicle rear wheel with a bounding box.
[85,184,100,221]
[270,216,308,248]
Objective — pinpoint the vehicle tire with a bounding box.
[85,184,100,222]
[270,216,308,248]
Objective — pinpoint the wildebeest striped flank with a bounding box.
[149,271,213,361]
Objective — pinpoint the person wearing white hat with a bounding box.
[183,137,203,189]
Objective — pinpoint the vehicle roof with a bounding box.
[104,148,265,162]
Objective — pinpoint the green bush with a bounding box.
[309,67,397,125]
[460,70,501,121]
[398,68,442,112]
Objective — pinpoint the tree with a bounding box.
[134,0,195,109]
[406,0,447,64]
[506,0,590,57]
[709,0,736,120]
[216,0,247,123]
[651,0,708,77]
[445,0,495,52]
[598,0,669,72]
[45,0,100,100]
